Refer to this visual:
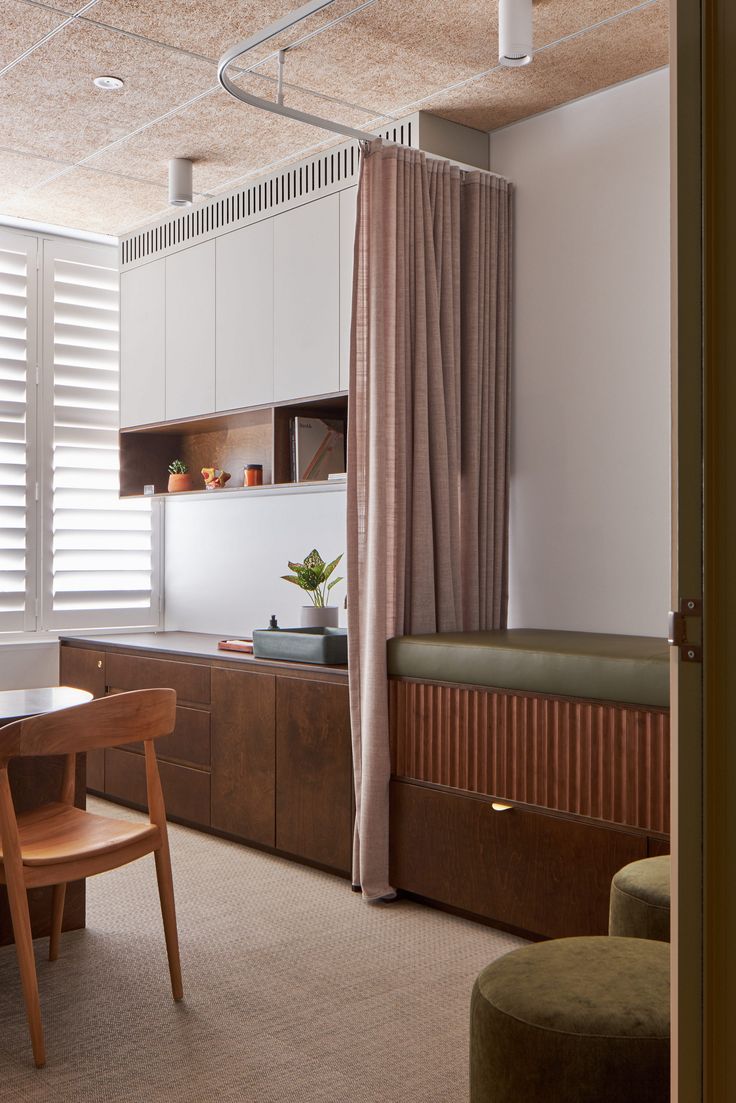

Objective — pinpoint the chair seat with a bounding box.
[0,803,160,867]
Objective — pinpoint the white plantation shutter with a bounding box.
[42,238,158,629]
[0,231,37,631]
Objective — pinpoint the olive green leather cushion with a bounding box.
[470,937,670,1103]
[388,629,669,707]
[610,856,671,942]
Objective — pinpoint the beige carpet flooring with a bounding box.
[0,798,525,1100]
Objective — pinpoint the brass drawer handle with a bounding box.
[97,660,103,669]
[491,802,514,812]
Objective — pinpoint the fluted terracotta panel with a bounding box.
[389,679,670,834]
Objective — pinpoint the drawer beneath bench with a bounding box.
[389,780,647,939]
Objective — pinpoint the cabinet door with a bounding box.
[120,260,165,427]
[211,667,275,847]
[276,676,352,872]
[390,781,647,939]
[165,241,216,420]
[339,187,358,392]
[216,221,274,411]
[59,645,106,791]
[274,194,340,401]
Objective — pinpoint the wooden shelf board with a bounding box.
[121,478,347,501]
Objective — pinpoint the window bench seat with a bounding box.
[387,629,670,939]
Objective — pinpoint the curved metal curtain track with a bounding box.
[218,0,385,141]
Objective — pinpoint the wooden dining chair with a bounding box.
[0,688,183,1068]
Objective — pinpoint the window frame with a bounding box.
[0,225,162,640]
[0,227,39,635]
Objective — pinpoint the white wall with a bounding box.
[0,642,59,690]
[164,488,347,635]
[490,69,671,637]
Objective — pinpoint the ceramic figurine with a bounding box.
[201,467,231,490]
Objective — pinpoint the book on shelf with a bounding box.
[290,416,346,482]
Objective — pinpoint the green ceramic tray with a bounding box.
[252,626,347,665]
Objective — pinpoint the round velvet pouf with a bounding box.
[609,855,671,942]
[470,937,670,1103]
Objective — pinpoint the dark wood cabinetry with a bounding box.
[59,645,106,790]
[390,780,647,939]
[211,667,276,847]
[276,676,353,872]
[59,637,352,877]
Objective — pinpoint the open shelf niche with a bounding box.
[119,394,348,499]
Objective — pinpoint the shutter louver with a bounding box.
[45,242,157,628]
[0,235,34,630]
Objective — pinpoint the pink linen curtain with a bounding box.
[347,139,512,901]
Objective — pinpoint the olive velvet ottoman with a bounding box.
[470,937,670,1103]
[609,855,671,942]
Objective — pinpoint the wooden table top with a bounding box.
[0,685,93,724]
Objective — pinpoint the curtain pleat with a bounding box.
[347,140,512,900]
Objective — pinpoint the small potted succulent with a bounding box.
[167,459,192,493]
[282,549,343,627]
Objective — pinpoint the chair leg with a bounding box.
[5,876,46,1067]
[154,842,183,1001]
[49,883,66,962]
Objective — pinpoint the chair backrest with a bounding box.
[0,689,176,763]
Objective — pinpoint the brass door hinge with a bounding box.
[668,597,702,663]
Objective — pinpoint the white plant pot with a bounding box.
[300,605,339,628]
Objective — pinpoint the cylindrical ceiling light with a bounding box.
[168,158,193,207]
[498,0,533,68]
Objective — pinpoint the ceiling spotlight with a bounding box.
[168,158,193,207]
[498,0,533,68]
[93,75,124,90]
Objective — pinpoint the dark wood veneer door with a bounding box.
[211,667,276,847]
[104,748,211,825]
[59,645,106,791]
[276,677,352,873]
[390,780,647,939]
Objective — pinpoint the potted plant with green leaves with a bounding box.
[167,459,192,493]
[282,548,344,628]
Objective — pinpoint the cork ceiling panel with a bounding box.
[422,0,669,132]
[253,0,639,116]
[1,0,669,235]
[87,87,331,193]
[1,166,170,234]
[0,17,215,162]
[1,1,67,69]
[87,0,367,66]
[0,149,70,204]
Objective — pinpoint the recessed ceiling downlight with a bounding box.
[93,75,124,90]
[498,0,533,68]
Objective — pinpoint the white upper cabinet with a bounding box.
[216,219,274,411]
[274,193,340,402]
[339,186,358,393]
[120,259,165,428]
[165,240,216,421]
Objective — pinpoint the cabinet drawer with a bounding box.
[106,653,210,705]
[127,705,211,769]
[104,748,211,826]
[389,781,647,939]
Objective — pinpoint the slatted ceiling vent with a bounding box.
[120,122,412,269]
[0,240,31,628]
[49,252,154,619]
